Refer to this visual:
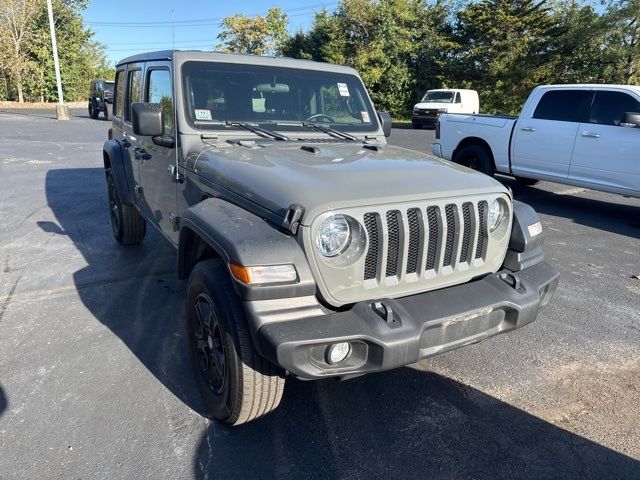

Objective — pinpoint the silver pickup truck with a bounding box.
[102,50,559,425]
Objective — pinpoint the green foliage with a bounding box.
[217,8,289,55]
[0,0,111,102]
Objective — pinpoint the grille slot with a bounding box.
[363,213,379,280]
[476,201,487,259]
[460,203,472,263]
[443,205,456,267]
[406,209,421,274]
[425,206,439,271]
[385,211,401,277]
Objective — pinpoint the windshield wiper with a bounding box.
[225,121,289,141]
[302,121,358,141]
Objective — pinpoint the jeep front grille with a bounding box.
[362,200,489,282]
[306,194,511,307]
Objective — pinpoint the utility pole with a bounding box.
[46,0,69,120]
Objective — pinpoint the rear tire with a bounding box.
[455,144,495,177]
[515,176,539,186]
[186,259,285,426]
[107,170,146,245]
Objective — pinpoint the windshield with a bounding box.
[104,81,114,93]
[421,91,454,103]
[181,61,378,133]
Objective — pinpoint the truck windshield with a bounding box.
[181,61,378,133]
[421,91,454,103]
[104,81,114,93]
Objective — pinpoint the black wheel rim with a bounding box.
[192,293,227,395]
[108,178,120,237]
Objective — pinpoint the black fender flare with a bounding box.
[503,200,545,271]
[178,198,317,301]
[103,139,135,205]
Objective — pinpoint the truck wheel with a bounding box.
[186,259,285,426]
[106,170,146,245]
[88,102,93,117]
[515,176,539,186]
[104,103,112,121]
[455,145,494,177]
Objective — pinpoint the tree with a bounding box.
[452,0,564,114]
[0,0,39,102]
[603,0,640,83]
[217,8,288,55]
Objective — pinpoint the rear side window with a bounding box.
[114,70,125,118]
[532,90,593,123]
[146,69,173,135]
[125,69,142,122]
[588,91,640,126]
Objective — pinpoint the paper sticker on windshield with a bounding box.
[361,111,370,123]
[195,109,212,121]
[337,83,350,97]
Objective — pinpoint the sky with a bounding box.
[82,0,339,65]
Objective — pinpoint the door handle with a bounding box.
[520,127,535,132]
[582,131,600,138]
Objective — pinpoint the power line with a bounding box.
[85,2,337,27]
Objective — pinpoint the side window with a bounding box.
[532,90,593,123]
[455,92,461,103]
[588,91,640,126]
[146,69,173,135]
[125,69,142,122]
[114,70,125,118]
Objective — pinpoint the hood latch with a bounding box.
[282,204,305,234]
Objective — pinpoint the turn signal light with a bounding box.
[229,263,297,285]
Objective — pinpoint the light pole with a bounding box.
[46,0,69,120]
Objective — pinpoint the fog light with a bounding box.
[326,342,351,365]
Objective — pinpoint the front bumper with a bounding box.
[256,262,558,379]
[412,114,439,126]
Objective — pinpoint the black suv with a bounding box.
[88,79,114,120]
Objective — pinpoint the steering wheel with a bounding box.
[306,113,337,123]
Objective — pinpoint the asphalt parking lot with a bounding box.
[1,108,639,479]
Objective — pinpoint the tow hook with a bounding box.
[499,272,526,294]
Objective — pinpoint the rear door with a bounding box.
[569,89,640,193]
[511,89,593,178]
[138,62,178,242]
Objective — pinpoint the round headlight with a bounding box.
[487,199,505,232]
[316,214,351,257]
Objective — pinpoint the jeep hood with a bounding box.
[186,142,508,223]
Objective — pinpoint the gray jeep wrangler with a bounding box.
[102,50,559,425]
[88,79,114,120]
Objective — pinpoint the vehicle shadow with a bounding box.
[500,177,640,239]
[43,167,207,416]
[43,168,639,480]
[193,368,640,480]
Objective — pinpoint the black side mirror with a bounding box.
[378,111,392,137]
[622,112,640,127]
[131,102,163,136]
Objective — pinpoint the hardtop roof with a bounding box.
[116,50,358,75]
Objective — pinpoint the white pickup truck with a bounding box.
[432,84,640,198]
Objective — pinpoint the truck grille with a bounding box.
[306,194,511,307]
[361,200,489,282]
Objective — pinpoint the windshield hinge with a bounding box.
[282,204,304,234]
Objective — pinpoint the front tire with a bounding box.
[455,144,495,176]
[186,259,285,425]
[90,102,99,119]
[412,123,422,129]
[106,170,146,245]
